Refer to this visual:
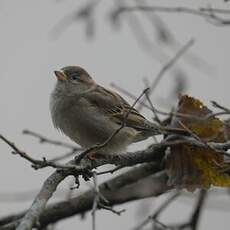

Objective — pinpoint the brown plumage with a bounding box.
[50,66,159,155]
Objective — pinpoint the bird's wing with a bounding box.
[83,85,148,130]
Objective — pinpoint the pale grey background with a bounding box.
[0,0,230,229]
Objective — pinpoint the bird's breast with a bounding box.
[50,96,118,148]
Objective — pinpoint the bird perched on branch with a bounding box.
[50,66,160,156]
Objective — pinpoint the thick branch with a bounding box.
[0,133,166,170]
[0,163,168,230]
[15,172,70,230]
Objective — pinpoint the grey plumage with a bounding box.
[50,66,158,155]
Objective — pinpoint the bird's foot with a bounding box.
[87,152,105,161]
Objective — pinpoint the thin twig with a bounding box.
[114,6,230,26]
[0,135,82,171]
[96,166,125,175]
[91,172,99,230]
[0,134,89,171]
[137,39,195,111]
[133,192,180,230]
[110,82,152,110]
[205,111,230,119]
[211,101,230,112]
[190,190,208,230]
[99,205,125,215]
[164,135,230,157]
[23,129,79,150]
[111,83,230,123]
[48,149,77,163]
[175,120,230,157]
[144,89,162,124]
[0,134,51,169]
[173,190,208,230]
[177,121,204,144]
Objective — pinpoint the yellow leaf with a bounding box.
[166,95,230,191]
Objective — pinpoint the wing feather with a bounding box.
[83,85,147,129]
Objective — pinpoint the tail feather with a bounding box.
[132,120,189,143]
[132,120,161,143]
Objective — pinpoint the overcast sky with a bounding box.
[0,0,230,229]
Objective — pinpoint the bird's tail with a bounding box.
[132,120,188,143]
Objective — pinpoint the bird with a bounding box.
[50,66,160,156]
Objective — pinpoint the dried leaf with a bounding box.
[166,95,230,191]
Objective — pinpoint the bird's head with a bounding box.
[53,66,96,96]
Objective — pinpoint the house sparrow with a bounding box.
[50,66,160,155]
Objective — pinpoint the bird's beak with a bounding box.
[54,70,67,81]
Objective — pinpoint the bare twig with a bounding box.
[0,134,84,170]
[137,39,194,111]
[144,89,162,124]
[51,1,100,39]
[133,192,180,230]
[113,6,230,26]
[96,166,124,175]
[110,82,152,110]
[3,129,230,174]
[1,132,165,172]
[205,111,230,119]
[173,190,208,230]
[164,135,230,157]
[91,173,124,229]
[3,130,230,175]
[200,8,230,14]
[111,84,230,123]
[177,121,204,144]
[0,134,55,169]
[190,190,208,230]
[211,101,230,112]
[23,129,79,150]
[133,0,212,76]
[91,172,99,230]
[48,149,77,163]
[111,0,170,63]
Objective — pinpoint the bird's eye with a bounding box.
[69,75,78,81]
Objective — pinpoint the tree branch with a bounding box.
[15,171,70,230]
[137,39,194,111]
[22,130,79,150]
[113,6,230,26]
[0,163,167,230]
